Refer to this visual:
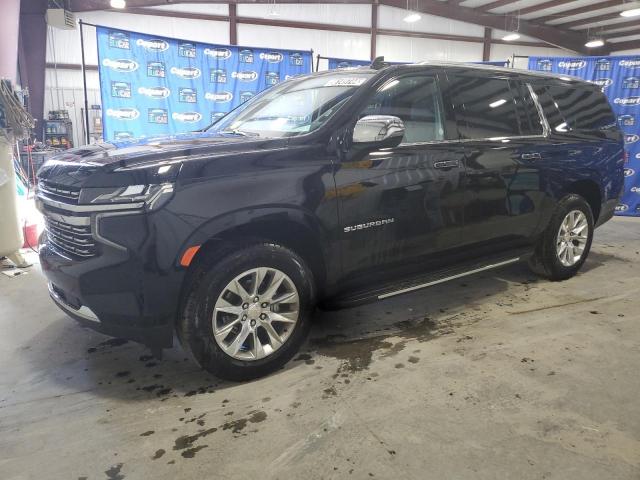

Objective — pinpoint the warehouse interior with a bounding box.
[1,1,639,479]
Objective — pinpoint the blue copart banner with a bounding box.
[326,58,507,69]
[529,55,640,217]
[96,26,312,142]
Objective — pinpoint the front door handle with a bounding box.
[521,152,542,161]
[433,160,460,169]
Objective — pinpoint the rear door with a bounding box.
[446,72,548,250]
[334,70,466,281]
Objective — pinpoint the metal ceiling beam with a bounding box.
[553,11,628,29]
[507,0,583,17]
[479,0,521,11]
[599,20,640,34]
[609,39,640,51]
[68,0,373,11]
[102,5,548,48]
[603,28,640,39]
[534,1,626,24]
[380,0,601,54]
[123,7,228,21]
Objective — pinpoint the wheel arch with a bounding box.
[177,207,332,304]
[563,179,602,222]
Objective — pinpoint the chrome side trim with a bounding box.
[377,258,521,300]
[36,193,144,212]
[48,283,100,323]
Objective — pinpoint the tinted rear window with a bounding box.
[448,75,543,138]
[544,85,616,131]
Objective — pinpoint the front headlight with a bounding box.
[79,183,174,210]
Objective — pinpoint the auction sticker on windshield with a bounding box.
[324,78,368,87]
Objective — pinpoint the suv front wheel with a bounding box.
[178,243,315,381]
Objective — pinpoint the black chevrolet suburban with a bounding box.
[37,62,625,380]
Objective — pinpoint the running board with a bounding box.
[324,250,530,309]
[377,258,520,299]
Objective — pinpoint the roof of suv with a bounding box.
[314,60,593,87]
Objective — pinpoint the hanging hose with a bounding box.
[0,80,36,264]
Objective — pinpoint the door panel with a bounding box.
[335,144,465,278]
[446,73,547,248]
[334,72,466,282]
[461,139,546,247]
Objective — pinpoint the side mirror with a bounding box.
[353,115,405,149]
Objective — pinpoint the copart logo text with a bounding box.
[136,38,169,52]
[260,52,284,63]
[170,67,201,79]
[232,71,258,82]
[204,48,232,60]
[106,108,140,120]
[613,97,640,106]
[205,91,233,103]
[558,60,586,70]
[102,59,139,72]
[137,86,171,99]
[172,112,203,123]
[590,78,613,88]
[620,60,640,68]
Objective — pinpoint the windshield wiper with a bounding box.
[220,129,259,137]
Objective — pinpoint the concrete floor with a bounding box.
[1,217,639,480]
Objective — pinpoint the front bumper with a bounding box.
[48,280,175,347]
[37,197,182,349]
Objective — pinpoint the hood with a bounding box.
[45,131,278,168]
[37,131,287,187]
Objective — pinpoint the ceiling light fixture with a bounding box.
[585,39,605,48]
[266,0,280,17]
[620,8,640,17]
[502,33,520,41]
[403,12,422,23]
[110,0,126,8]
[403,0,421,23]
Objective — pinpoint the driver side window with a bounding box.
[360,75,445,144]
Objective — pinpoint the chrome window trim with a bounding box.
[398,139,462,147]
[526,82,551,137]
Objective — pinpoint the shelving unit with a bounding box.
[44,111,73,149]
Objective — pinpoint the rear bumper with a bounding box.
[596,198,618,228]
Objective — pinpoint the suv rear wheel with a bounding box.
[529,194,594,281]
[178,243,315,381]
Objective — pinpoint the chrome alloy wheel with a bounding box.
[212,267,300,361]
[556,210,589,267]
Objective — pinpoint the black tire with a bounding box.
[528,193,594,281]
[178,243,315,381]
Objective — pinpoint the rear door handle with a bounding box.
[433,160,460,169]
[521,152,542,161]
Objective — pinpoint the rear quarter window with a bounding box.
[544,84,616,131]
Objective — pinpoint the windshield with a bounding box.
[208,71,375,138]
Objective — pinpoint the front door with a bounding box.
[333,71,466,284]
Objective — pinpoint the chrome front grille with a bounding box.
[45,217,96,258]
[39,181,81,204]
